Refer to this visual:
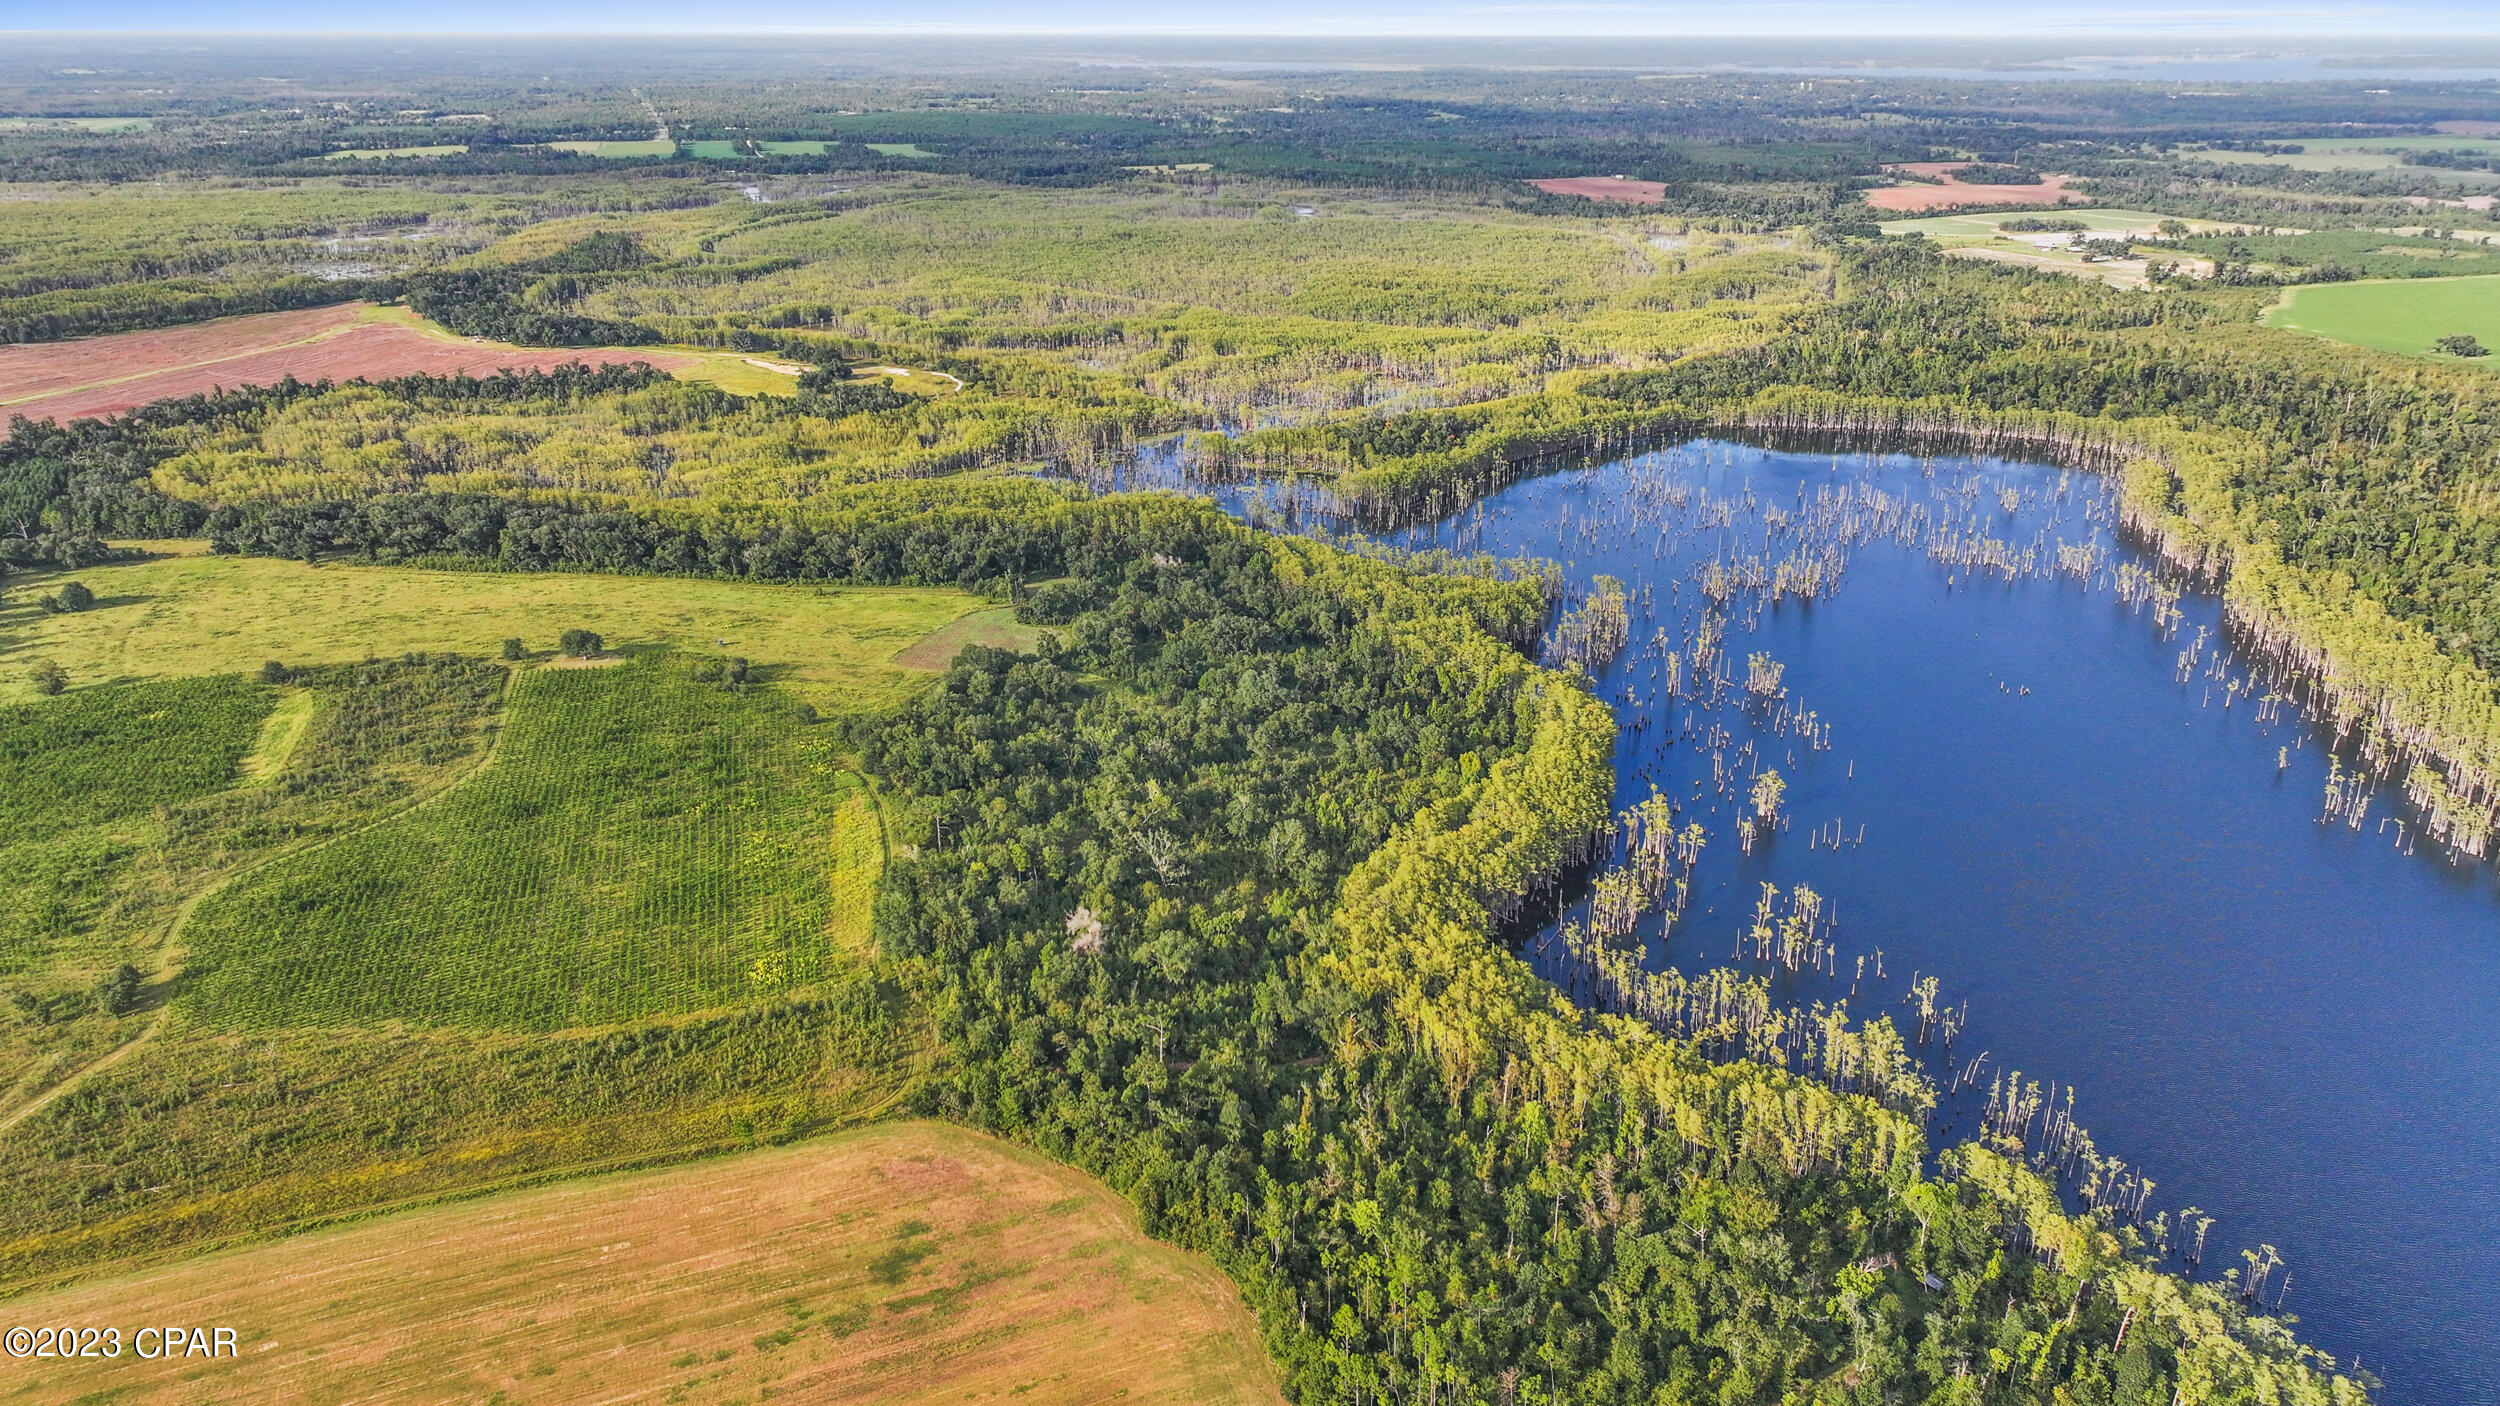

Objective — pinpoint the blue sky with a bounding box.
[4,2,2496,36]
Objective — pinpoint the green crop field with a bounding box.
[759,139,830,155]
[182,654,880,1032]
[0,656,509,1122]
[865,143,936,158]
[2264,273,2500,363]
[0,542,987,708]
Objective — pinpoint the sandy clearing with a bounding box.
[1529,175,1668,203]
[0,304,696,434]
[1944,245,2152,290]
[3,1121,1284,1406]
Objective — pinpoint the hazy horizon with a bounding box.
[4,3,2500,40]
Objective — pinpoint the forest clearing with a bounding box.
[0,303,698,432]
[1528,175,1669,202]
[2263,273,2500,361]
[0,1121,1282,1406]
[1864,162,2089,212]
[0,541,987,707]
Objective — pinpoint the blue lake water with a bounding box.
[1145,437,2500,1402]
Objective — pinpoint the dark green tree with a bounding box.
[98,964,143,1016]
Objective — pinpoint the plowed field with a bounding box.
[0,303,693,433]
[1528,175,1669,203]
[1865,163,2087,213]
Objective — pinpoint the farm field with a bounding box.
[2196,136,2500,179]
[0,303,700,432]
[325,143,467,159]
[865,142,937,158]
[0,1121,1282,1406]
[543,139,678,157]
[1529,175,1667,203]
[1864,162,2087,212]
[181,655,878,1032]
[0,655,509,1125]
[1876,207,2219,241]
[0,116,151,132]
[0,541,989,707]
[2264,273,2500,361]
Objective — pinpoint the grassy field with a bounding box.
[2196,137,2500,179]
[325,144,467,159]
[355,301,804,395]
[0,656,508,1124]
[0,1121,1281,1406]
[0,116,152,132]
[0,541,986,708]
[1877,208,2224,242]
[544,139,678,158]
[890,607,1041,669]
[181,655,877,1032]
[866,142,937,158]
[2264,273,2500,362]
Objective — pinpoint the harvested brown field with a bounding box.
[1864,162,2088,213]
[1529,175,1668,203]
[0,303,694,433]
[1,1120,1283,1406]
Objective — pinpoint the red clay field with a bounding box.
[0,303,695,432]
[1528,175,1669,203]
[1864,162,2089,213]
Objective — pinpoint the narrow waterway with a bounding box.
[1121,435,2500,1402]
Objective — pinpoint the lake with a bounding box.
[1135,436,2500,1403]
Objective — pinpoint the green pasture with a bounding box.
[865,143,936,158]
[2196,137,2500,180]
[684,139,832,158]
[2264,274,2500,363]
[1879,208,2206,242]
[180,655,877,1032]
[0,542,988,709]
[543,139,678,158]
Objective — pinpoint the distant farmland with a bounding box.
[1865,162,2088,213]
[1529,175,1667,203]
[0,304,696,432]
[3,1122,1284,1406]
[2265,274,2500,363]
